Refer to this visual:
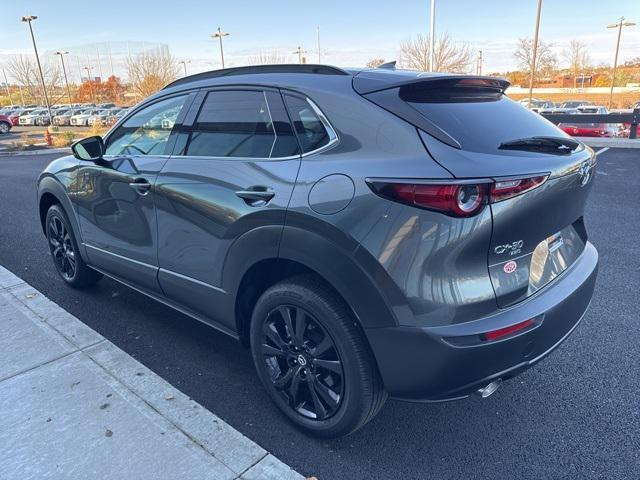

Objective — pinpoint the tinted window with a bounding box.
[105,95,186,156]
[283,94,334,153]
[403,91,567,155]
[186,91,277,158]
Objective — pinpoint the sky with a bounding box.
[1,0,638,81]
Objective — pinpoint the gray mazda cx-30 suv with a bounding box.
[37,64,598,437]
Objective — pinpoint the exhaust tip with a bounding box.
[476,379,502,398]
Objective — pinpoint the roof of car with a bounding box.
[160,63,509,99]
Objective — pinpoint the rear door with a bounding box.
[155,87,301,329]
[360,76,596,307]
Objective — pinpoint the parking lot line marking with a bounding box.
[595,147,610,156]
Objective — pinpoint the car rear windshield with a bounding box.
[401,88,565,154]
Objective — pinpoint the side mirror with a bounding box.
[71,135,104,161]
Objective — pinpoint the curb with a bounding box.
[579,137,640,149]
[0,147,71,156]
[0,265,305,480]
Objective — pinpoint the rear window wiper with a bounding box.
[499,136,580,155]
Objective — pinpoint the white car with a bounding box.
[70,109,102,126]
[18,109,48,125]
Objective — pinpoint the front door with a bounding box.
[154,88,302,328]
[75,94,192,292]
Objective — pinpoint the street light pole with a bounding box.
[293,47,306,64]
[21,15,53,125]
[178,60,190,77]
[607,17,636,109]
[211,27,229,69]
[2,69,14,105]
[55,51,73,107]
[528,0,543,107]
[83,66,95,103]
[429,0,436,71]
[317,26,321,63]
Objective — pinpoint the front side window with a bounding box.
[105,95,187,156]
[283,94,336,154]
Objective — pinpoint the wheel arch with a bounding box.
[225,225,399,348]
[38,177,87,261]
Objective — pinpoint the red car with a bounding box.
[0,114,12,134]
[558,123,618,137]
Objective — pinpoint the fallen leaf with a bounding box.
[165,395,175,401]
[105,429,113,437]
[99,403,110,410]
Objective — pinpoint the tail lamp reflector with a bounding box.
[482,318,535,341]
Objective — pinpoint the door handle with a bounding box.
[235,188,275,206]
[128,178,151,195]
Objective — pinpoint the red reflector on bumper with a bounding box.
[483,319,535,341]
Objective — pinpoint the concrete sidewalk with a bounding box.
[0,266,304,480]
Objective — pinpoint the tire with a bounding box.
[45,204,102,288]
[0,121,10,134]
[250,275,386,437]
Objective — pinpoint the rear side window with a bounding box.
[186,90,277,158]
[399,84,566,155]
[283,94,336,154]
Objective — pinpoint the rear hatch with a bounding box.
[355,72,596,307]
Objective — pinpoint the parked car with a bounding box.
[103,108,128,126]
[559,123,618,137]
[53,109,82,126]
[19,109,49,126]
[87,109,113,126]
[558,100,593,108]
[0,114,12,134]
[576,105,608,114]
[38,65,598,437]
[70,109,102,126]
[7,108,33,126]
[559,106,618,137]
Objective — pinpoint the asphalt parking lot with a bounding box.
[0,148,638,479]
[0,126,91,148]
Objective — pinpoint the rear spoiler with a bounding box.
[353,74,510,149]
[353,73,510,95]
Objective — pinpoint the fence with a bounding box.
[541,109,640,139]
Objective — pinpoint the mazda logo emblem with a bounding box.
[579,161,592,187]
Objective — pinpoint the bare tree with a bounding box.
[127,51,179,98]
[6,54,61,103]
[400,33,473,73]
[366,58,386,68]
[513,37,558,78]
[563,40,591,74]
[248,50,286,65]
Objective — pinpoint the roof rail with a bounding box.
[163,64,351,90]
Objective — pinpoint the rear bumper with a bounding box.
[366,242,598,401]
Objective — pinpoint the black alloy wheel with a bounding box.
[45,204,102,288]
[47,214,76,281]
[250,275,386,437]
[261,304,344,420]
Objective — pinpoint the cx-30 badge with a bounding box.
[494,240,523,256]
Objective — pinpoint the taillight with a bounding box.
[490,175,547,202]
[368,174,547,217]
[371,182,488,217]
